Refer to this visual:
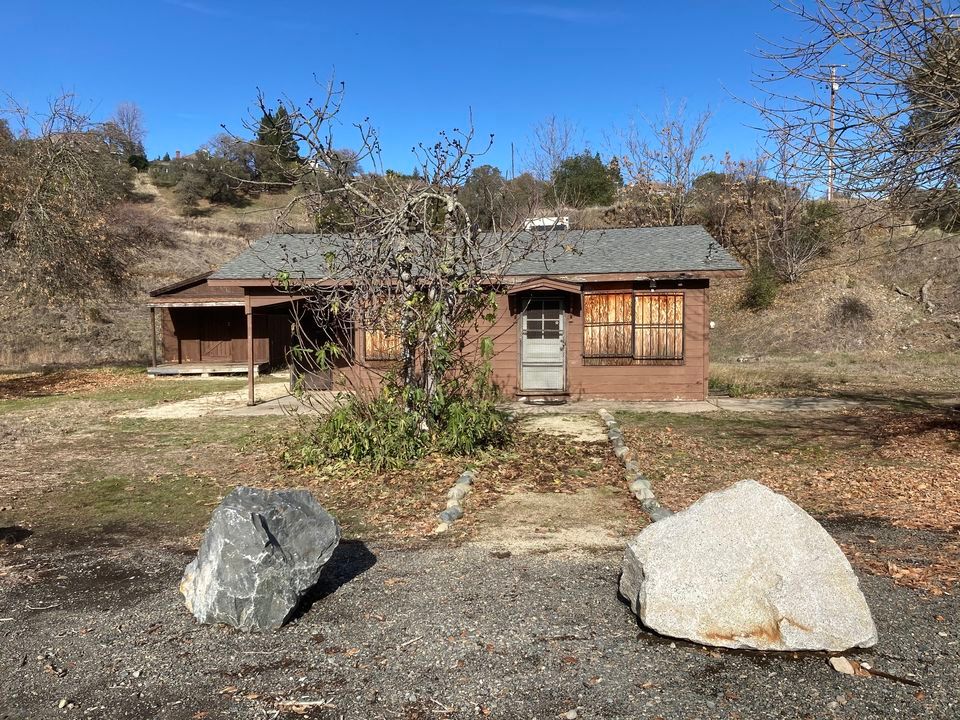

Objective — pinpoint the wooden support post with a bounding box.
[150,307,158,368]
[246,303,255,406]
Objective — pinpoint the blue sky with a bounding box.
[3,1,800,173]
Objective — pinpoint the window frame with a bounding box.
[582,290,685,365]
[363,327,403,362]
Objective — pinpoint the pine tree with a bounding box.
[255,105,300,186]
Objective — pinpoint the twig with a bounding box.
[864,667,922,687]
[398,635,422,649]
[0,617,14,622]
[26,603,60,611]
[277,699,335,708]
[430,698,455,714]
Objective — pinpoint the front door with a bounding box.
[520,297,565,392]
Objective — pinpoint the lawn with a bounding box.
[0,367,626,544]
[710,351,960,402]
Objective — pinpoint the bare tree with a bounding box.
[688,152,769,265]
[760,129,843,282]
[0,93,161,299]
[113,102,146,149]
[757,0,960,215]
[244,80,572,432]
[101,101,148,160]
[525,115,580,181]
[613,99,713,226]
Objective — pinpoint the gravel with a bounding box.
[1,525,957,719]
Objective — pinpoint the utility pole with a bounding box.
[825,64,845,201]
[510,141,515,180]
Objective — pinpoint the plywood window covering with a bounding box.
[364,329,402,361]
[583,292,684,364]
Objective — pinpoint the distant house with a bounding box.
[147,226,743,403]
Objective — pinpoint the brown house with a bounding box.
[149,226,743,402]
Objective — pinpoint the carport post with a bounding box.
[150,307,158,368]
[246,300,255,406]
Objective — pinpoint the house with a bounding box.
[147,226,743,403]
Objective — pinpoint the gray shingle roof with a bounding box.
[209,226,742,280]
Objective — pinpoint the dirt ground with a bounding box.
[1,369,959,719]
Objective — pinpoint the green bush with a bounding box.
[740,265,779,311]
[284,389,511,471]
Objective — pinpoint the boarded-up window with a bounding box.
[364,329,402,361]
[583,293,633,358]
[634,293,684,360]
[583,292,684,363]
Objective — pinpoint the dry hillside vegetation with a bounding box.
[0,179,308,368]
[711,225,960,358]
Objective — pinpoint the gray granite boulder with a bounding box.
[180,486,340,631]
[619,480,877,651]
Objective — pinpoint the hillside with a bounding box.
[0,179,302,368]
[2,179,958,381]
[711,225,960,359]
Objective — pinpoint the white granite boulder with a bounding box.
[619,480,877,651]
[180,486,340,631]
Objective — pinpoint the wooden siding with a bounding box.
[153,279,244,300]
[567,286,708,401]
[160,307,290,366]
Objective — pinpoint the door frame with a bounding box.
[518,294,567,393]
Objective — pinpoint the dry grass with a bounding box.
[710,352,960,401]
[618,408,960,594]
[0,366,147,400]
[0,369,627,544]
[281,432,627,539]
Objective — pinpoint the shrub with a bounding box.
[127,154,149,171]
[740,265,779,311]
[828,296,874,328]
[284,388,511,471]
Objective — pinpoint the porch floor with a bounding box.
[146,362,270,377]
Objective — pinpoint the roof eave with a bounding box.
[208,267,744,287]
[148,271,214,297]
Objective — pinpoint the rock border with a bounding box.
[434,469,475,531]
[598,409,673,522]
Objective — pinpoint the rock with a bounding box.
[447,485,469,501]
[438,506,463,523]
[180,486,340,632]
[829,656,858,676]
[640,500,673,522]
[455,470,475,486]
[619,480,877,651]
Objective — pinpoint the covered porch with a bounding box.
[147,275,299,405]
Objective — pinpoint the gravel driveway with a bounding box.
[1,522,957,720]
